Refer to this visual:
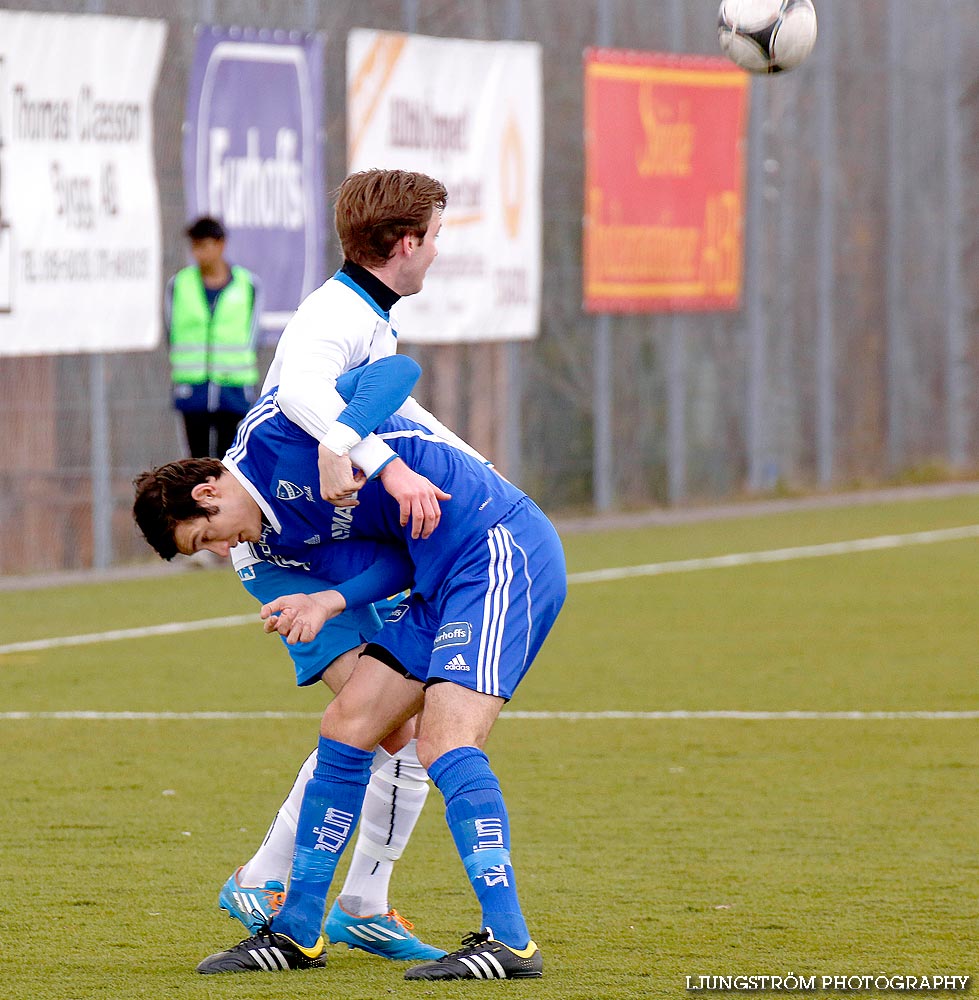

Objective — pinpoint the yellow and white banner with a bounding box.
[0,11,166,355]
[347,29,541,343]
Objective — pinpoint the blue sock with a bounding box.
[273,736,373,947]
[428,746,530,950]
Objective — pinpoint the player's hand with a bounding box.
[260,590,347,645]
[377,457,451,540]
[318,444,366,506]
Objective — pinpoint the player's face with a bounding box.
[190,237,224,270]
[399,209,441,295]
[172,477,263,558]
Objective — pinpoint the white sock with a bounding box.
[239,750,316,887]
[337,738,431,917]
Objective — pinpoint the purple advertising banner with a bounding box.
[183,26,325,343]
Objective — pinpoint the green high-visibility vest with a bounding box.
[169,265,259,386]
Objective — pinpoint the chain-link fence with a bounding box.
[1,0,977,575]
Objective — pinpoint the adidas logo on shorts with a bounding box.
[443,654,471,672]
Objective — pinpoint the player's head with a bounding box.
[133,458,263,560]
[185,216,227,269]
[335,169,447,272]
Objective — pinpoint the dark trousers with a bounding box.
[181,410,244,459]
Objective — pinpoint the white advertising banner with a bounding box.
[0,11,166,356]
[347,29,542,343]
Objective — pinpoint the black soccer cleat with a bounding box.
[196,922,327,974]
[403,930,543,981]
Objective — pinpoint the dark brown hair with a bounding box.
[132,458,224,560]
[335,169,448,267]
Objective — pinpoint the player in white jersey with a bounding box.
[261,168,489,539]
[133,366,567,982]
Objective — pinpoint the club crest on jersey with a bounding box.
[434,622,472,649]
[276,479,310,501]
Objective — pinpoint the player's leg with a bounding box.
[215,633,360,934]
[316,598,440,955]
[325,732,445,961]
[222,566,440,958]
[197,656,426,973]
[402,505,567,981]
[221,720,442,959]
[271,658,426,940]
[406,683,547,981]
[181,410,211,459]
[218,748,312,931]
[219,643,442,957]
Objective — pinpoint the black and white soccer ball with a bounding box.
[718,0,818,74]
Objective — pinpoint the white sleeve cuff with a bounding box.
[349,433,398,478]
[321,421,363,457]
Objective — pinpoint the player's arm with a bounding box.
[234,541,413,684]
[331,544,414,610]
[273,306,405,490]
[331,360,452,540]
[254,539,413,609]
[324,355,422,455]
[240,541,414,646]
[316,354,422,506]
[261,589,354,646]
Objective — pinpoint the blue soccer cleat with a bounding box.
[324,899,446,961]
[218,867,286,934]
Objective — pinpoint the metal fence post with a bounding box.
[745,78,768,492]
[592,0,615,511]
[885,0,907,472]
[816,0,837,486]
[502,0,525,486]
[944,0,968,468]
[86,0,112,569]
[666,0,688,506]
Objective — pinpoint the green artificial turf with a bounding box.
[1,495,976,997]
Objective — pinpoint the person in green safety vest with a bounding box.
[165,216,263,458]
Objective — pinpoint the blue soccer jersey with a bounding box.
[223,389,567,700]
[225,394,525,600]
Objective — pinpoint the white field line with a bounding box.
[1,710,977,721]
[2,524,978,658]
[565,524,979,584]
[0,614,256,656]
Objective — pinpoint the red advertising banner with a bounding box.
[583,48,749,313]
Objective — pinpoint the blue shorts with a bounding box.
[239,560,404,687]
[372,498,567,700]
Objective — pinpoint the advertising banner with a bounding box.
[0,11,166,355]
[583,49,749,313]
[347,29,542,343]
[184,26,326,342]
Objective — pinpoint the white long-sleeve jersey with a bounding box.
[262,269,488,477]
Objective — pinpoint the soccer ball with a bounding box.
[718,0,818,74]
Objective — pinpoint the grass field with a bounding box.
[1,492,977,998]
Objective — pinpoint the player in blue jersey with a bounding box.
[221,536,444,962]
[133,366,567,981]
[216,169,494,960]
